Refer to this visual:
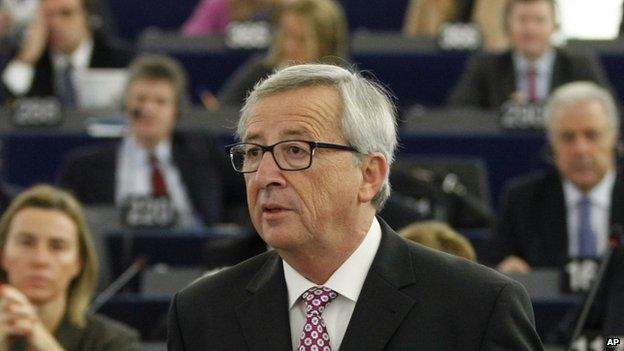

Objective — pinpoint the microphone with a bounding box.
[130,108,142,120]
[567,225,623,347]
[89,257,147,314]
[440,172,494,224]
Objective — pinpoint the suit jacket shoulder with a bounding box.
[56,313,140,351]
[490,169,568,267]
[168,219,542,350]
[448,50,515,109]
[552,48,609,89]
[56,141,119,204]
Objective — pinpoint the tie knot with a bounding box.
[301,286,338,315]
[149,153,160,165]
[578,196,591,207]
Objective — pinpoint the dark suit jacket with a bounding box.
[56,313,140,351]
[56,132,246,226]
[448,48,608,109]
[488,169,624,267]
[1,30,133,100]
[168,218,542,350]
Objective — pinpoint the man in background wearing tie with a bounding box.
[491,81,624,272]
[57,55,243,228]
[167,63,542,350]
[0,0,132,106]
[448,0,607,109]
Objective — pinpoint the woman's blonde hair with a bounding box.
[0,185,98,327]
[268,0,348,66]
[399,221,477,261]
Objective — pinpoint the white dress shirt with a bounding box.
[513,49,555,102]
[283,217,382,351]
[116,135,202,228]
[563,170,615,257]
[1,37,93,95]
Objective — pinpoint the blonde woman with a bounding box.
[0,185,139,351]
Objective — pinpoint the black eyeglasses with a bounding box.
[225,140,359,173]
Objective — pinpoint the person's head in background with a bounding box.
[0,184,98,327]
[123,54,188,151]
[43,0,95,55]
[545,81,619,193]
[267,0,347,67]
[399,221,477,261]
[504,0,556,61]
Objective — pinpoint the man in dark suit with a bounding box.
[57,55,244,227]
[0,0,132,105]
[490,81,623,272]
[167,64,542,350]
[449,0,607,109]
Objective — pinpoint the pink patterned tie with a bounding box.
[297,286,338,351]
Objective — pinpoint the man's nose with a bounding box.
[252,151,285,188]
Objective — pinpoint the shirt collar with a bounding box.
[513,48,555,75]
[123,134,172,165]
[283,217,382,309]
[51,37,94,69]
[563,169,616,209]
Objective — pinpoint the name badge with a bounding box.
[11,97,63,128]
[121,195,177,228]
[563,258,600,293]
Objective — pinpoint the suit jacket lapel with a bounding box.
[610,170,624,228]
[340,219,416,351]
[499,51,516,105]
[235,252,292,351]
[544,174,568,265]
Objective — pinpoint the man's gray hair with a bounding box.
[544,81,619,138]
[237,64,398,209]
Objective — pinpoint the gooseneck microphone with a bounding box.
[130,108,142,120]
[568,225,623,348]
[89,257,147,314]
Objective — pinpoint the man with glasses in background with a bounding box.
[167,64,542,350]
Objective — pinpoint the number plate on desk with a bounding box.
[121,195,178,228]
[499,101,545,130]
[10,98,63,128]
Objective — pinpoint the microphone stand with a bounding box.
[89,257,147,314]
[568,229,622,348]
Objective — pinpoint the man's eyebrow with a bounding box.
[244,129,312,143]
[244,132,260,142]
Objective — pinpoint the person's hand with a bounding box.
[0,285,63,351]
[16,5,48,65]
[497,255,531,274]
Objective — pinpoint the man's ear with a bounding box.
[358,153,388,204]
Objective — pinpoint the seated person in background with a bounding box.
[448,0,607,110]
[403,0,510,50]
[57,55,244,228]
[399,220,477,261]
[1,0,133,106]
[218,0,348,107]
[490,81,623,273]
[181,0,283,36]
[0,184,139,350]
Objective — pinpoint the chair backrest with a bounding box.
[84,205,122,290]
